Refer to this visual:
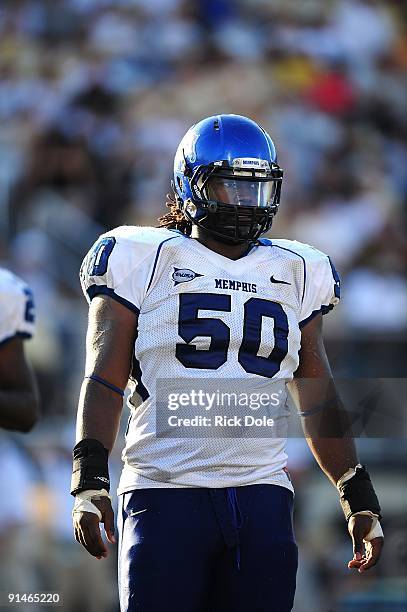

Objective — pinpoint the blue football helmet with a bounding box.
[173,114,283,244]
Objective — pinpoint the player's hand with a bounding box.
[73,496,116,559]
[347,514,383,573]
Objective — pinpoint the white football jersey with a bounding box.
[0,268,35,346]
[80,226,340,494]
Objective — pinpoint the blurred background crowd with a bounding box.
[0,0,406,610]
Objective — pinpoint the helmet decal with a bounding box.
[232,158,271,171]
[183,129,199,164]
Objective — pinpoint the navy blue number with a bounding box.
[23,287,35,323]
[238,298,288,377]
[88,237,116,276]
[176,293,289,376]
[176,293,231,369]
[328,256,341,299]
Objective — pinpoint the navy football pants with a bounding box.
[118,484,298,612]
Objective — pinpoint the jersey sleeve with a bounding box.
[0,272,35,345]
[80,226,162,313]
[299,248,340,328]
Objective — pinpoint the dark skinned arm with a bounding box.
[288,314,383,573]
[0,337,40,432]
[73,295,137,560]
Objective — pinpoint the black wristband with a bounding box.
[338,465,381,521]
[70,438,110,496]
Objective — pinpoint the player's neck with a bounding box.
[191,228,252,260]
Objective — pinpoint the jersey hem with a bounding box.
[117,467,294,495]
[0,331,32,347]
[117,479,294,495]
[86,285,140,314]
[299,304,334,328]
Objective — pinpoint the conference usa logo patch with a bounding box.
[172,267,203,286]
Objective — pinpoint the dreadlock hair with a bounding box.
[157,187,192,236]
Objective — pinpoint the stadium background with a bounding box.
[0,1,406,610]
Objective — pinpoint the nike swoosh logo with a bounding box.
[270,275,291,285]
[129,509,148,517]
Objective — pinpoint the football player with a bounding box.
[0,268,39,432]
[72,115,383,612]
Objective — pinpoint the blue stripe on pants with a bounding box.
[118,484,298,612]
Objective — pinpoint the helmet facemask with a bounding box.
[181,160,283,244]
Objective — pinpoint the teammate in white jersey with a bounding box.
[72,115,383,612]
[0,268,39,432]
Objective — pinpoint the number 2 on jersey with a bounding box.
[176,292,289,377]
[23,287,35,323]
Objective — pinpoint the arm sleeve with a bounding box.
[299,251,340,328]
[0,276,35,345]
[80,228,156,313]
